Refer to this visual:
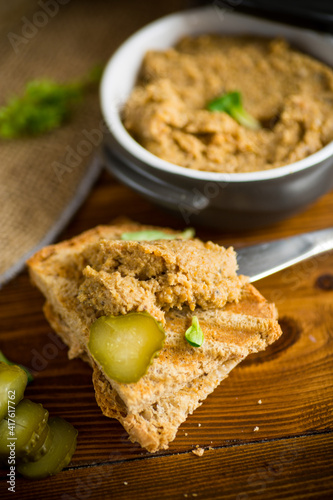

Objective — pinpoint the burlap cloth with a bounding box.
[0,0,186,287]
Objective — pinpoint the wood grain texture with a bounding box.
[0,170,333,499]
[2,434,333,500]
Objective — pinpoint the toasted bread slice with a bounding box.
[44,282,280,452]
[27,219,282,452]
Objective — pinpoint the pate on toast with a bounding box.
[27,219,282,452]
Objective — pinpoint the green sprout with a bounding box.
[207,91,261,130]
[185,316,204,348]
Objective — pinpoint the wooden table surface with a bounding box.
[1,170,333,500]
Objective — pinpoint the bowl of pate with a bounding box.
[101,6,333,230]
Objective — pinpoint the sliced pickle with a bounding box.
[0,350,34,383]
[0,399,49,459]
[17,416,78,479]
[0,362,28,420]
[88,312,166,384]
[22,423,52,463]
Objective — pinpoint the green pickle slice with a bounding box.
[0,399,48,459]
[88,312,166,383]
[21,423,52,463]
[0,362,28,420]
[17,416,78,479]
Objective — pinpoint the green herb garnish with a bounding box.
[185,316,204,348]
[0,65,103,138]
[121,228,195,241]
[207,91,261,130]
[0,350,34,383]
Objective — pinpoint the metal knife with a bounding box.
[236,227,333,282]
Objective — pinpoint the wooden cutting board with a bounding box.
[1,170,333,499]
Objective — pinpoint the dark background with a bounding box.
[193,0,333,32]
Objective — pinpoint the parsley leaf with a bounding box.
[185,316,204,348]
[121,228,195,241]
[207,91,261,130]
[0,65,103,139]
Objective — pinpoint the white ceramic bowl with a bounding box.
[101,6,333,229]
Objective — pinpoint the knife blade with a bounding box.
[236,227,333,282]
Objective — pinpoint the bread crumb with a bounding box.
[253,426,259,432]
[198,423,201,427]
[193,494,198,497]
[185,433,188,436]
[124,482,128,485]
[192,447,205,457]
[258,399,262,405]
[184,495,188,498]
